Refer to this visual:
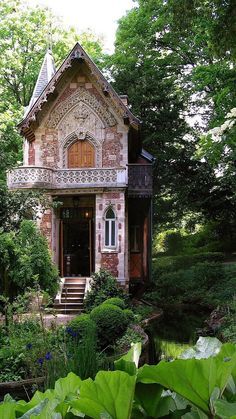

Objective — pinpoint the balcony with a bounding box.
[7,166,127,190]
[128,164,153,197]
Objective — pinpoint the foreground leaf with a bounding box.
[180,337,222,359]
[214,400,236,418]
[54,372,82,400]
[114,342,141,376]
[71,370,136,419]
[138,345,236,414]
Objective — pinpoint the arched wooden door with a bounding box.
[68,140,95,168]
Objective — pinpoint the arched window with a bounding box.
[105,208,116,247]
[68,140,94,168]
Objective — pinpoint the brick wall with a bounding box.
[101,253,119,277]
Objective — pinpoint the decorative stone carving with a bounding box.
[7,166,127,189]
[55,168,118,186]
[7,167,53,187]
[73,102,89,122]
[57,102,102,141]
[46,87,116,128]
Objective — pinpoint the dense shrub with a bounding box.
[90,303,128,347]
[220,299,236,343]
[84,269,126,312]
[153,223,224,256]
[152,252,224,280]
[66,314,97,342]
[0,220,59,297]
[162,231,184,255]
[147,261,225,305]
[102,297,126,309]
[123,308,135,323]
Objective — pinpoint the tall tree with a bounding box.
[0,0,105,231]
[108,0,236,232]
[0,0,105,179]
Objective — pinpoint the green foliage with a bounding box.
[84,269,126,312]
[115,330,143,358]
[66,313,97,342]
[123,309,135,324]
[0,220,59,298]
[162,230,184,255]
[90,303,129,348]
[1,338,236,418]
[102,297,126,309]
[149,261,228,306]
[152,252,224,277]
[132,304,154,322]
[220,299,236,344]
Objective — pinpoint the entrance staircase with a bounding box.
[54,277,87,314]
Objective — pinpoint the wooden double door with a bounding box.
[68,140,94,168]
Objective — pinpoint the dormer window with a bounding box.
[105,208,116,247]
[68,140,94,168]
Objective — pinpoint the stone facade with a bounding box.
[8,43,153,287]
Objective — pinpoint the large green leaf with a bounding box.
[180,337,222,359]
[214,399,236,418]
[114,342,141,376]
[18,399,50,419]
[134,382,163,417]
[54,372,82,400]
[137,345,236,414]
[15,390,55,415]
[71,370,136,419]
[0,402,16,419]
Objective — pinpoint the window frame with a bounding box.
[104,208,116,248]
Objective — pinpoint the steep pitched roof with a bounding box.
[25,49,56,116]
[19,42,141,141]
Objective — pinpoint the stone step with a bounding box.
[64,277,86,283]
[63,283,86,289]
[61,291,84,298]
[61,298,84,303]
[62,287,85,295]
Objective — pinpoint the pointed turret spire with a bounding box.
[25,49,56,115]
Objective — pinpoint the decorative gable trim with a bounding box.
[46,87,116,128]
[19,42,141,141]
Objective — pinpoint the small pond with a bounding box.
[148,305,211,362]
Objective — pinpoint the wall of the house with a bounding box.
[95,191,127,287]
[25,68,129,170]
[24,64,151,287]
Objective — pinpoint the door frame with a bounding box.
[59,217,94,277]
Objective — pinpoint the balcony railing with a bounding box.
[128,164,153,196]
[7,166,127,190]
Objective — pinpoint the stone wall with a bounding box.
[95,191,127,286]
[40,208,52,250]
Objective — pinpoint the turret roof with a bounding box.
[25,49,56,116]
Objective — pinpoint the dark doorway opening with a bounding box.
[60,206,93,277]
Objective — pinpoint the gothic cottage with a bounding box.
[8,43,153,310]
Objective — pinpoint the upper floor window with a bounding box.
[68,140,95,168]
[105,208,116,247]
